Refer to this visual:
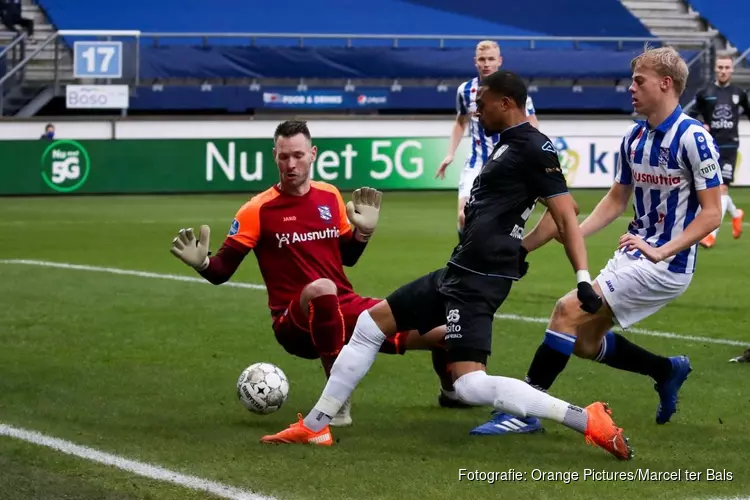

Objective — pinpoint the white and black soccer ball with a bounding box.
[236,362,289,415]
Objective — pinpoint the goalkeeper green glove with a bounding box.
[170,226,211,271]
[346,187,382,242]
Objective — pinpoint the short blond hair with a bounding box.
[631,45,689,96]
[476,40,500,54]
[715,52,734,63]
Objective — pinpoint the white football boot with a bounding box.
[330,397,352,427]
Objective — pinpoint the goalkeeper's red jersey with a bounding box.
[223,181,357,317]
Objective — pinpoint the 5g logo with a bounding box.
[40,140,92,193]
[51,155,81,184]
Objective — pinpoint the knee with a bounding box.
[350,310,387,349]
[302,278,337,300]
[453,370,486,405]
[550,294,579,327]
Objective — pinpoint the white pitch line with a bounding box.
[0,259,266,289]
[0,258,746,348]
[0,423,275,500]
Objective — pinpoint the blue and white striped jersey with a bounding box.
[457,77,536,170]
[615,105,722,274]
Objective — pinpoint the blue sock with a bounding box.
[595,331,617,363]
[525,329,576,391]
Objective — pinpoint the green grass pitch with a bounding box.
[0,189,748,500]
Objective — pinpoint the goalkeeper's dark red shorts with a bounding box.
[272,293,408,360]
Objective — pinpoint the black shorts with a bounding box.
[719,148,737,185]
[385,266,513,364]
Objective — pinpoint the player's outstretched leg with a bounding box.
[431,342,472,409]
[525,287,690,425]
[454,369,632,460]
[260,306,392,446]
[588,330,692,425]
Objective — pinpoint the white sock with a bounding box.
[712,195,729,238]
[303,311,385,431]
[726,195,739,218]
[453,371,588,433]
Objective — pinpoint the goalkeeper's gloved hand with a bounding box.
[170,225,211,271]
[346,187,382,242]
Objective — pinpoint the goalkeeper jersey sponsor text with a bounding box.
[225,181,356,316]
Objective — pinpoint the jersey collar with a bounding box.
[497,120,530,140]
[636,104,682,134]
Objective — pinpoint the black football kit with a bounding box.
[386,122,569,364]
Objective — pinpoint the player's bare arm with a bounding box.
[545,193,602,314]
[620,186,722,263]
[544,194,588,274]
[436,114,469,179]
[579,182,633,238]
[522,196,580,253]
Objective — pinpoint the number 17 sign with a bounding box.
[73,41,123,79]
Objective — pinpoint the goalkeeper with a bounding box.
[170,121,462,427]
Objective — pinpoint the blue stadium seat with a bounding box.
[130,46,680,81]
[38,0,669,112]
[686,0,749,54]
[41,0,650,44]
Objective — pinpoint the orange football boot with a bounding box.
[700,234,716,248]
[583,402,633,461]
[260,413,333,446]
[732,209,744,239]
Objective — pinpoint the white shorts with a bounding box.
[595,250,692,329]
[458,166,481,199]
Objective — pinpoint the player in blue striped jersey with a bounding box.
[472,46,724,436]
[435,40,538,232]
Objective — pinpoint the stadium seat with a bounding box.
[684,0,749,54]
[31,0,702,113]
[131,46,692,81]
[40,0,651,44]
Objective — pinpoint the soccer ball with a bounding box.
[236,362,289,414]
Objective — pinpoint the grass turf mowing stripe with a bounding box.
[0,423,275,500]
[1,258,746,348]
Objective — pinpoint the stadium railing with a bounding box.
[0,30,718,116]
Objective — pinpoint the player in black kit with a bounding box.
[261,70,633,461]
[688,54,748,247]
